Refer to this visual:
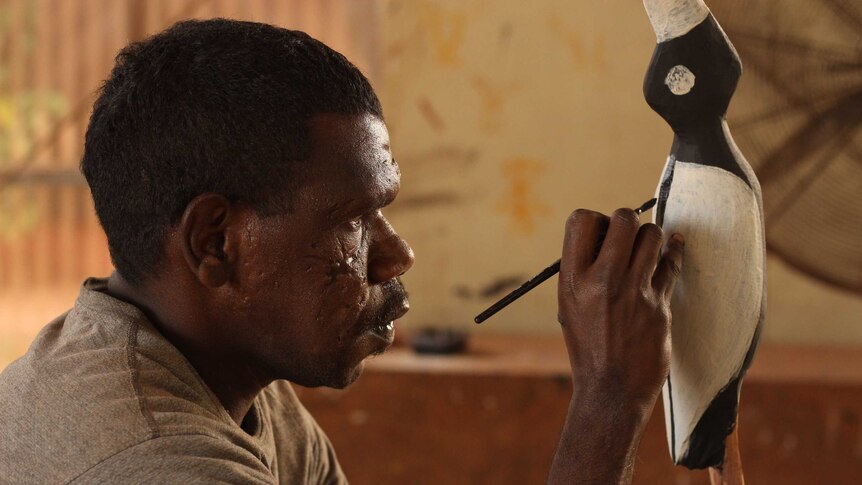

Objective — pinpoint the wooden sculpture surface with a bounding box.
[642,0,767,469]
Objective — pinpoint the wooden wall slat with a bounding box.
[31,0,51,289]
[55,0,74,287]
[7,0,27,291]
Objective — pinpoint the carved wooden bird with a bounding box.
[642,0,767,470]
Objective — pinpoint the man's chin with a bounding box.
[332,337,393,388]
[282,330,393,389]
[297,360,365,390]
[320,339,392,389]
[330,361,366,389]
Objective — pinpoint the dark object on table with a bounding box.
[410,328,469,355]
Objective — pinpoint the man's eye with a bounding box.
[346,218,363,232]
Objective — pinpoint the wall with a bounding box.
[377,0,862,344]
[1,0,860,372]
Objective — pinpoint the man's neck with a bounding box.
[105,272,271,428]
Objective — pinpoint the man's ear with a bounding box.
[179,193,238,288]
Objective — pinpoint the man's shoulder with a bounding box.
[0,281,251,483]
[0,299,153,482]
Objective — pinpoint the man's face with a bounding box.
[232,113,413,388]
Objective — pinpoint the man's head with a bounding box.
[81,19,413,388]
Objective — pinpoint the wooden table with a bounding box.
[295,335,862,484]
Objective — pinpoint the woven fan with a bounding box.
[711,0,862,293]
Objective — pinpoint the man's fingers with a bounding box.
[652,233,685,299]
[630,223,664,286]
[561,209,609,276]
[596,208,641,276]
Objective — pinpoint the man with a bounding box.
[0,19,684,484]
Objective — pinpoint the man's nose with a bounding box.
[368,232,415,284]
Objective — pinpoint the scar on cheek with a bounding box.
[324,270,368,312]
[315,269,367,322]
[323,254,365,285]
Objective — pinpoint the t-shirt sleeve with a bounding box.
[69,434,276,484]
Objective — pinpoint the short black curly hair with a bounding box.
[81,19,382,285]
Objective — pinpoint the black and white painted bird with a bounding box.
[642,0,767,469]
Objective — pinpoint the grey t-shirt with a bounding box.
[0,278,347,484]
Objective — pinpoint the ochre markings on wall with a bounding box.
[419,3,469,67]
[416,96,446,132]
[547,16,608,71]
[496,157,550,235]
[472,75,521,134]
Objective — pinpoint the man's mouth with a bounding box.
[367,301,409,342]
[370,320,396,339]
[365,280,410,343]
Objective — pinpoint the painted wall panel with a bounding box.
[377,0,862,343]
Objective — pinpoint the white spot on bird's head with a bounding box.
[665,65,695,95]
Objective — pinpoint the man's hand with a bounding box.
[560,207,683,408]
[549,208,685,485]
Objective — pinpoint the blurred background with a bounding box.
[0,0,860,483]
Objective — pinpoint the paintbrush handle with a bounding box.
[474,198,657,324]
[473,235,604,325]
[474,259,561,324]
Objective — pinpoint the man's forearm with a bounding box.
[548,388,654,485]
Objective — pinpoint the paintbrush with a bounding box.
[474,197,658,324]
